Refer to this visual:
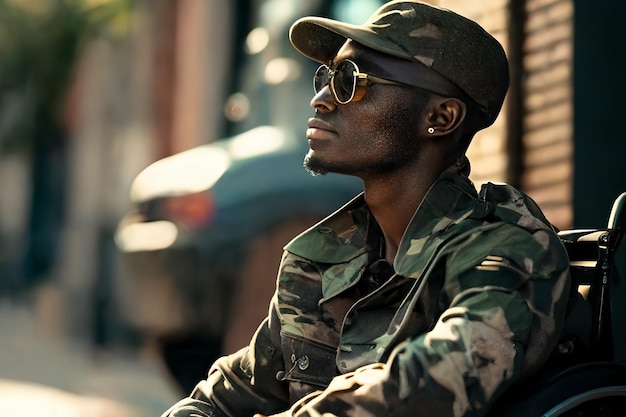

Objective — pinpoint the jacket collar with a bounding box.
[284,171,489,272]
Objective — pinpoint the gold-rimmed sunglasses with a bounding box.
[313,59,404,104]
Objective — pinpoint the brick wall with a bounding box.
[522,0,573,229]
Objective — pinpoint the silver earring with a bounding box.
[427,127,435,134]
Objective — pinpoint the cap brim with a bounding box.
[289,17,411,64]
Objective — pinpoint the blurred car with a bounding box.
[113,0,383,394]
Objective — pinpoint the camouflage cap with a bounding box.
[289,0,510,129]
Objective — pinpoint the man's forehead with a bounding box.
[330,41,358,63]
[331,40,387,70]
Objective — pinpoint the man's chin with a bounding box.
[303,155,329,176]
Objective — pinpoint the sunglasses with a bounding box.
[313,59,403,105]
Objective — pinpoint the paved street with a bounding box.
[0,294,181,417]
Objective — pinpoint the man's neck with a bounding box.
[363,170,438,264]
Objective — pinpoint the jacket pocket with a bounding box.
[279,331,338,388]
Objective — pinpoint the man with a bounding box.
[162,1,571,416]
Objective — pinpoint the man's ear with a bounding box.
[427,97,467,135]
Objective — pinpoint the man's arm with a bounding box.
[277,284,532,417]
[161,296,289,417]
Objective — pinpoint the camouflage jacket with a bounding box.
[161,171,571,417]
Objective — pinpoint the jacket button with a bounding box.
[298,355,310,371]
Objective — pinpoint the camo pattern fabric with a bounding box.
[161,170,571,417]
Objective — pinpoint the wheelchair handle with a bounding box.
[608,192,626,231]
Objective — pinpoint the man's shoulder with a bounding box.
[478,182,557,233]
[395,177,567,278]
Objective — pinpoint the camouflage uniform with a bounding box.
[162,170,570,417]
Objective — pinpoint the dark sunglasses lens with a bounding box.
[314,65,330,93]
[333,61,356,103]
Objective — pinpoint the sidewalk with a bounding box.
[0,295,182,417]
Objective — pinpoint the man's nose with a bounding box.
[310,85,337,113]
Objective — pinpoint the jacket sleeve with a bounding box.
[161,294,289,417]
[284,288,530,417]
[282,229,570,417]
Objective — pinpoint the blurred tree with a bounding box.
[0,0,130,289]
[0,0,131,150]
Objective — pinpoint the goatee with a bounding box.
[303,154,328,176]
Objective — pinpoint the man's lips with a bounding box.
[306,118,337,141]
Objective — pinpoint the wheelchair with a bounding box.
[488,192,626,416]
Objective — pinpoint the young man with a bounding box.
[162,1,571,416]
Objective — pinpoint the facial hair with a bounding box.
[303,152,329,176]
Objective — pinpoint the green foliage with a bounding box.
[0,0,131,152]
